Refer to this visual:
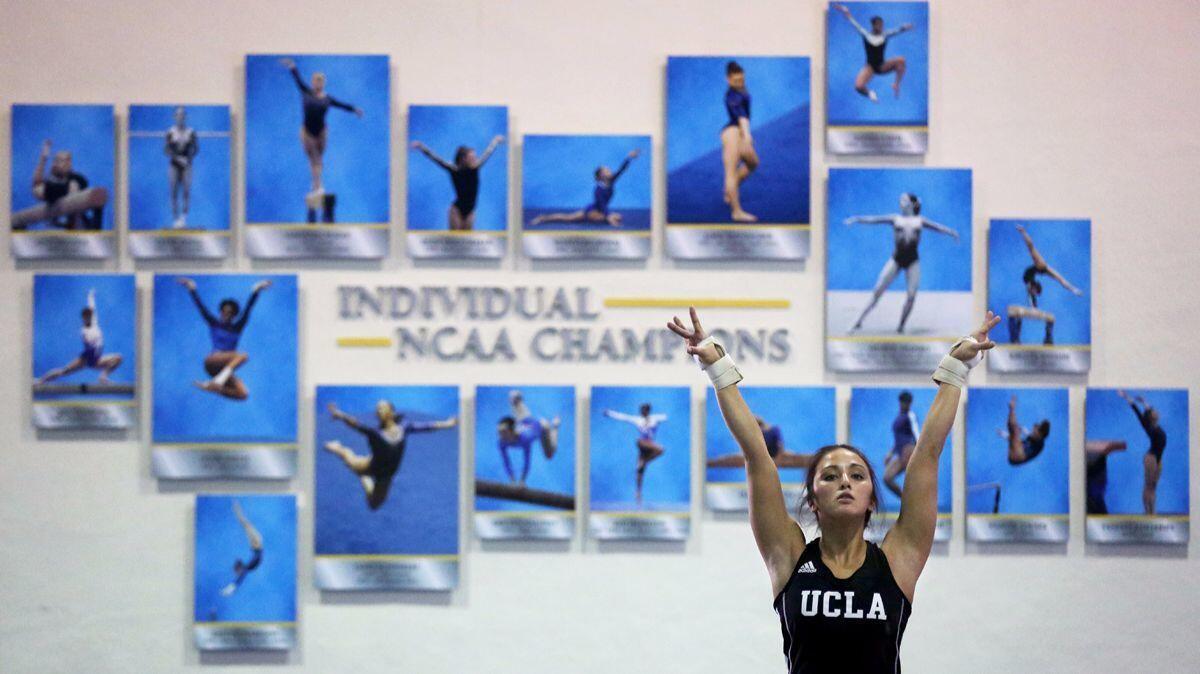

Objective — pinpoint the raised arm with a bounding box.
[176,277,218,325]
[404,416,458,433]
[233,280,271,331]
[477,135,505,167]
[282,58,312,95]
[31,140,50,198]
[922,217,960,240]
[883,311,1000,600]
[610,149,639,184]
[844,214,896,225]
[833,2,870,37]
[668,308,803,595]
[87,288,98,326]
[603,409,641,426]
[886,22,914,38]
[327,402,369,434]
[409,141,456,171]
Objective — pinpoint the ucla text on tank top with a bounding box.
[773,538,912,673]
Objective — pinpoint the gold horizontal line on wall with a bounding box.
[337,336,393,348]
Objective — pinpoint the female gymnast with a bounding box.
[845,192,959,333]
[881,391,920,498]
[36,288,124,386]
[707,416,817,470]
[529,148,640,227]
[997,395,1052,465]
[30,139,102,230]
[177,277,270,401]
[410,135,504,231]
[220,500,263,597]
[1009,224,1084,344]
[324,400,457,511]
[833,3,914,102]
[720,61,759,223]
[1118,390,1167,514]
[280,58,364,199]
[603,403,668,506]
[165,106,198,229]
[670,306,998,672]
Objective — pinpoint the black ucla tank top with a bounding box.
[773,538,912,673]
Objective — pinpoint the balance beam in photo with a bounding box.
[475,479,575,510]
[967,481,1002,514]
[33,381,134,395]
[1086,440,1127,455]
[1007,304,1055,323]
[11,187,108,230]
[707,454,812,469]
[305,191,336,224]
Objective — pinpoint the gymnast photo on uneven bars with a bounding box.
[669,306,999,672]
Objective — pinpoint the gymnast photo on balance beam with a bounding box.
[832,2,914,103]
[324,400,457,511]
[603,404,668,507]
[410,134,504,231]
[14,139,107,231]
[671,305,1000,672]
[176,277,270,401]
[1007,223,1084,345]
[496,389,561,487]
[845,192,959,333]
[707,416,816,470]
[164,106,199,229]
[34,288,124,390]
[529,148,641,227]
[280,57,363,220]
[220,499,264,597]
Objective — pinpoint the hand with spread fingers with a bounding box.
[951,310,1001,362]
[666,307,722,367]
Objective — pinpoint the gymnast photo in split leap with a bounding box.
[670,306,998,672]
[35,288,124,387]
[833,3,914,102]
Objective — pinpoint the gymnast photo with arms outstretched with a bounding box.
[670,306,998,672]
[845,192,959,334]
[176,277,270,401]
[603,403,668,506]
[410,135,504,231]
[280,57,363,200]
[530,148,640,228]
[36,288,124,387]
[832,2,914,102]
[324,400,458,511]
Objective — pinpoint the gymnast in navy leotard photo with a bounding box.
[529,148,640,227]
[720,60,760,223]
[833,3,914,102]
[279,57,363,199]
[176,276,271,401]
[221,500,264,597]
[410,135,504,231]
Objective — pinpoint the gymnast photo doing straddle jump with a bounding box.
[280,57,363,211]
[220,500,264,597]
[21,139,106,231]
[845,192,959,333]
[496,390,561,487]
[410,135,504,231]
[176,277,270,401]
[530,148,641,228]
[164,106,199,229]
[833,3,914,103]
[670,305,999,673]
[1007,223,1084,345]
[603,404,669,506]
[324,400,457,511]
[35,288,124,389]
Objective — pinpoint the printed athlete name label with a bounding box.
[794,590,888,620]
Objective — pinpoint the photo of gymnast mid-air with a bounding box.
[1006,224,1084,345]
[998,394,1053,466]
[832,3,914,103]
[220,500,264,597]
[529,148,641,228]
[845,192,959,333]
[176,277,270,401]
[16,139,107,231]
[323,400,457,511]
[34,287,125,392]
[410,135,504,231]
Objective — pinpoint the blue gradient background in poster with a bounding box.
[33,274,136,401]
[152,274,297,443]
[989,219,1091,344]
[245,54,389,224]
[475,386,576,511]
[667,56,810,224]
[826,1,929,126]
[129,105,230,231]
[850,387,950,515]
[966,388,1070,515]
[194,495,295,622]
[590,386,691,511]
[827,168,972,291]
[407,105,508,231]
[1085,388,1189,515]
[705,387,836,485]
[11,105,114,229]
[314,386,459,555]
[523,135,652,230]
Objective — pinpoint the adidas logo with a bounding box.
[797,561,817,574]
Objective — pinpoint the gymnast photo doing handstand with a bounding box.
[670,305,999,672]
[176,277,270,401]
[1007,223,1084,345]
[324,400,457,511]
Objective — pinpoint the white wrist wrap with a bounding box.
[931,336,983,389]
[695,335,744,390]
